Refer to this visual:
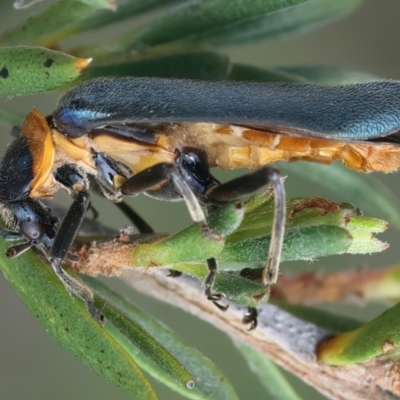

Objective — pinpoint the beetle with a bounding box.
[1,77,400,324]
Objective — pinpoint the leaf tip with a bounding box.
[75,57,92,72]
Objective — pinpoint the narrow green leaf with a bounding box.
[84,277,240,400]
[0,245,157,399]
[101,0,360,56]
[318,302,400,366]
[130,194,387,273]
[93,294,195,390]
[228,63,307,83]
[279,161,400,229]
[131,202,243,267]
[219,225,353,268]
[0,0,114,46]
[0,46,90,96]
[275,66,381,84]
[65,0,180,36]
[80,51,231,81]
[189,0,363,48]
[234,341,304,400]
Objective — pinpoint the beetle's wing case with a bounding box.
[52,77,400,141]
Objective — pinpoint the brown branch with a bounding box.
[120,270,399,400]
[271,266,400,305]
[69,237,400,399]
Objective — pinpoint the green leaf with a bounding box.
[234,341,304,400]
[275,66,381,84]
[93,294,195,391]
[279,161,400,229]
[186,0,363,48]
[130,194,387,273]
[65,0,179,36]
[83,277,240,400]
[318,302,400,366]
[0,0,114,47]
[0,46,90,96]
[80,51,231,81]
[228,63,308,83]
[219,225,353,268]
[131,202,243,267]
[0,245,157,399]
[93,0,361,56]
[218,195,387,269]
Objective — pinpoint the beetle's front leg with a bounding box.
[51,165,103,322]
[208,166,286,287]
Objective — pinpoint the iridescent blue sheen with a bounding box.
[52,77,400,141]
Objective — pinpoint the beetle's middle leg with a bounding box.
[120,162,210,232]
[119,154,228,308]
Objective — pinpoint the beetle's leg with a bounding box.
[0,229,25,241]
[121,161,226,297]
[242,307,258,331]
[52,164,102,321]
[5,241,35,258]
[209,166,286,286]
[49,190,101,321]
[93,152,154,234]
[204,258,228,310]
[0,224,35,257]
[120,162,208,230]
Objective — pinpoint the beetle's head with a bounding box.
[0,118,58,253]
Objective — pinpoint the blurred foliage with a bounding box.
[1,0,400,399]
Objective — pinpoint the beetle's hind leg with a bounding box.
[208,166,286,286]
[242,307,258,331]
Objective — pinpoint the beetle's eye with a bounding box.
[20,221,44,240]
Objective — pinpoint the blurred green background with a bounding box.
[1,0,400,399]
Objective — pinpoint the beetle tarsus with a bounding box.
[242,307,258,330]
[5,241,34,258]
[204,258,229,311]
[167,269,182,278]
[51,257,103,323]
